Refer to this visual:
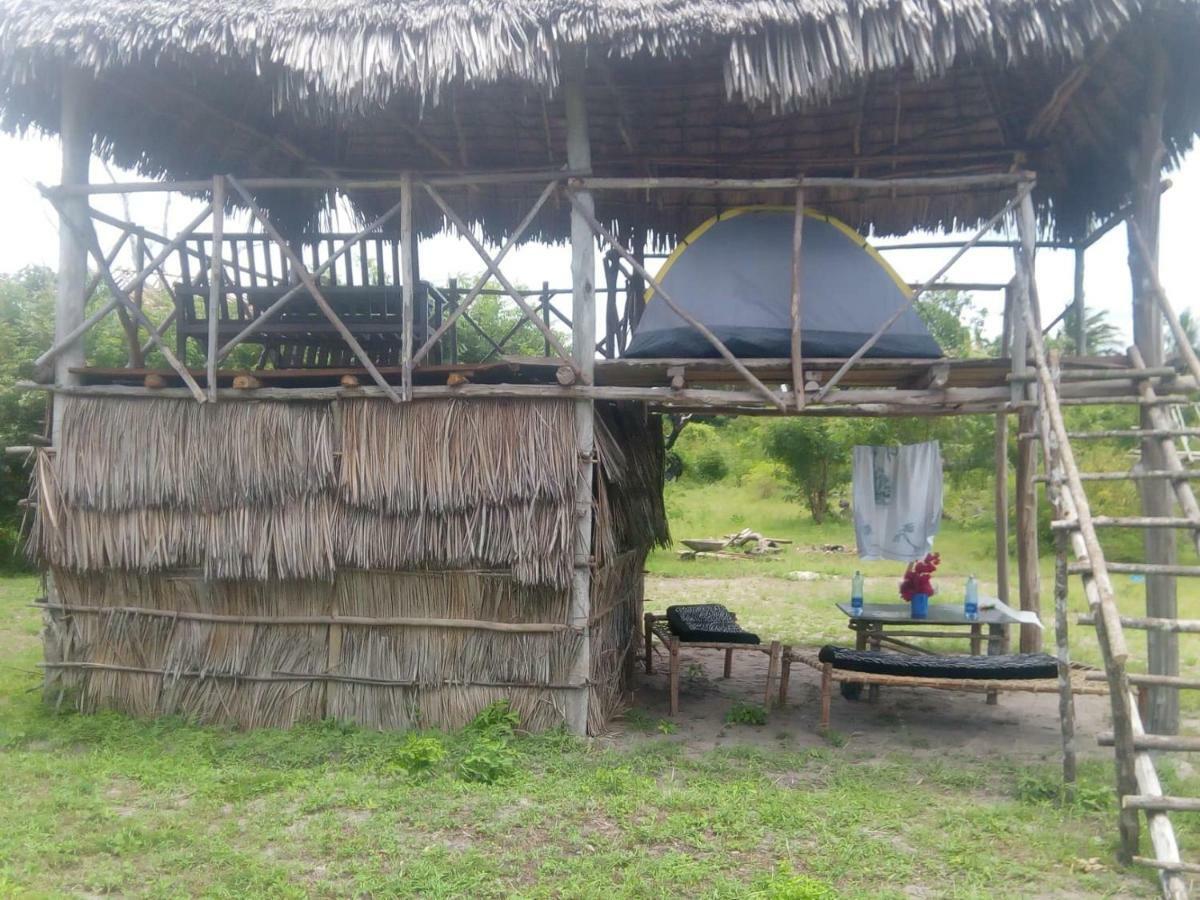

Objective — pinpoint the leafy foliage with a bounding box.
[447,276,571,364]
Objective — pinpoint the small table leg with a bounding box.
[778,649,791,706]
[644,613,655,675]
[985,622,1002,705]
[723,648,733,679]
[764,641,781,710]
[668,636,680,716]
[867,626,881,703]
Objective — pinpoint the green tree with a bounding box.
[914,290,986,358]
[1049,305,1121,355]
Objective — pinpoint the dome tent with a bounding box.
[625,208,943,360]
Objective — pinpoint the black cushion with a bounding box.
[817,645,1059,680]
[666,604,760,644]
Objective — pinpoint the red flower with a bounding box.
[899,553,940,601]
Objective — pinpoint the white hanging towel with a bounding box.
[852,441,943,562]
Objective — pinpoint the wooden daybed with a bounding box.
[784,647,1109,729]
[644,611,787,716]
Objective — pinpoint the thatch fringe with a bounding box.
[54,397,335,511]
[0,0,1141,112]
[335,502,573,589]
[33,498,338,581]
[33,396,578,587]
[339,399,575,514]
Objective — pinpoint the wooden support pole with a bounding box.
[995,288,1012,621]
[206,176,224,401]
[1054,533,1078,797]
[400,172,415,400]
[1073,247,1087,355]
[1127,49,1178,738]
[790,186,806,410]
[51,70,91,441]
[1014,200,1042,653]
[565,61,595,737]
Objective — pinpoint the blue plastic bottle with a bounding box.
[964,575,979,621]
[851,571,864,617]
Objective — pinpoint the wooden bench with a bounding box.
[643,612,787,716]
[784,648,1107,729]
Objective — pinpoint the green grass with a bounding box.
[0,573,1193,897]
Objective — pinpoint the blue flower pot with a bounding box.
[910,593,930,619]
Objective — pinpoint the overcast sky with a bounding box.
[0,129,1196,344]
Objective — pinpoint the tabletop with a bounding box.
[836,601,1016,626]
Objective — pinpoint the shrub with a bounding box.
[725,701,768,727]
[692,447,729,483]
[458,735,518,784]
[391,734,447,777]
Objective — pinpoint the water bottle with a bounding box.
[964,575,979,621]
[851,571,864,617]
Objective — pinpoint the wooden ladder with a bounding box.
[1027,320,1199,896]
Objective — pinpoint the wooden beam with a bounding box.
[422,181,571,365]
[815,183,1032,402]
[225,176,401,402]
[790,185,805,410]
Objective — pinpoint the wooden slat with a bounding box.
[1124,795,1200,812]
[1097,732,1200,752]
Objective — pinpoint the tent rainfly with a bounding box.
[626,208,942,360]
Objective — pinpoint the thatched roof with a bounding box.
[2,0,1199,239]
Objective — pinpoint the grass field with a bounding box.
[0,481,1196,896]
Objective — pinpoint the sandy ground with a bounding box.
[615,576,1112,765]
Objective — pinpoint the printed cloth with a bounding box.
[852,441,943,562]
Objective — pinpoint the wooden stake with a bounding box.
[565,63,595,737]
[206,176,224,401]
[1054,533,1078,796]
[790,186,806,410]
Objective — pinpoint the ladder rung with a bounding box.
[1086,672,1200,689]
[1071,562,1200,577]
[1014,394,1193,409]
[1052,516,1198,530]
[1036,470,1200,483]
[1124,794,1200,812]
[1019,428,1200,442]
[1097,732,1200,752]
[1133,856,1200,874]
[1079,613,1200,633]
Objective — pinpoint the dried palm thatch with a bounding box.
[34,396,663,733]
[1,0,1197,244]
[594,402,669,567]
[339,399,575,514]
[44,568,580,730]
[33,396,577,587]
[588,549,646,734]
[54,397,335,511]
[0,0,1145,113]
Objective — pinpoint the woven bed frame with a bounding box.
[643,613,787,716]
[786,650,1108,729]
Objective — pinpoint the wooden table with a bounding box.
[836,601,1019,703]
